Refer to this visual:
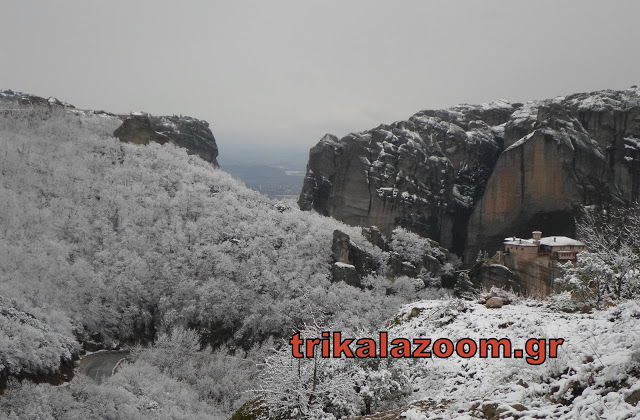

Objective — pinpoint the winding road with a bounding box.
[78,351,130,384]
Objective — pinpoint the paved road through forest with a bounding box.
[78,351,130,384]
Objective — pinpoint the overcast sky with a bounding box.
[2,1,639,154]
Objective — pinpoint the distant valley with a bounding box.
[217,144,308,198]
[220,163,304,199]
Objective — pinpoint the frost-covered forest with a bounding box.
[0,102,457,417]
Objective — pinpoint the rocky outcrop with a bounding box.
[387,233,451,282]
[469,261,522,294]
[0,90,219,167]
[331,230,380,287]
[0,89,76,109]
[485,297,505,309]
[361,226,387,250]
[300,88,640,264]
[329,227,464,291]
[114,113,219,166]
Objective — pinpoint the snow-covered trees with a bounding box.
[0,295,78,384]
[0,105,403,352]
[0,100,458,416]
[557,253,616,307]
[0,326,258,419]
[0,102,470,360]
[557,204,640,306]
[259,323,360,419]
[258,322,417,419]
[389,227,447,268]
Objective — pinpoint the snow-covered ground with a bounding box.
[385,297,640,419]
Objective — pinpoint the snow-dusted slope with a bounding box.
[384,297,640,419]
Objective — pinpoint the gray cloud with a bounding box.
[2,0,639,153]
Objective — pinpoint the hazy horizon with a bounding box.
[3,1,639,152]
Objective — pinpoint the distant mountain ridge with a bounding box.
[299,87,640,263]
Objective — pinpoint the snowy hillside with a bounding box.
[383,297,640,419]
[254,297,640,419]
[0,93,463,418]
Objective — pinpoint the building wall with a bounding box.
[505,244,538,261]
[503,254,557,297]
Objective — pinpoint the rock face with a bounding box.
[469,261,522,294]
[114,113,219,166]
[299,88,640,264]
[361,226,387,250]
[465,92,639,263]
[299,101,513,257]
[328,227,462,290]
[331,230,380,287]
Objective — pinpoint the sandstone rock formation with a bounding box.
[331,229,380,287]
[299,88,640,264]
[361,226,387,250]
[329,227,462,289]
[114,113,219,166]
[469,261,522,294]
